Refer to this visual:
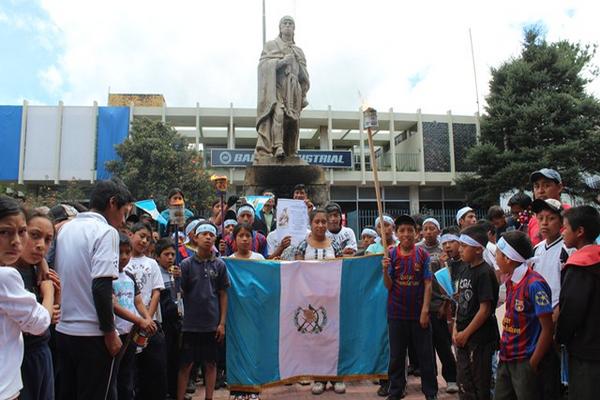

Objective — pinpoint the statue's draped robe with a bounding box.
[255,36,309,158]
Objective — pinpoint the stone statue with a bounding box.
[254,16,310,162]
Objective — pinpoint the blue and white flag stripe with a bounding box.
[225,256,388,390]
[135,199,168,225]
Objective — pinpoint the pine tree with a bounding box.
[458,26,600,206]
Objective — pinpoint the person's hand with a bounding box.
[304,199,314,210]
[279,236,292,250]
[239,197,247,205]
[529,356,540,373]
[453,331,468,348]
[218,241,226,255]
[342,247,356,256]
[104,330,122,357]
[381,256,391,271]
[439,252,449,265]
[419,310,430,329]
[226,196,239,208]
[139,318,157,335]
[215,324,225,343]
[169,266,181,278]
[51,304,61,324]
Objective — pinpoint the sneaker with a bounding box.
[333,382,346,394]
[311,382,326,395]
[446,382,459,394]
[377,384,389,397]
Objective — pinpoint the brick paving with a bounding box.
[192,373,457,399]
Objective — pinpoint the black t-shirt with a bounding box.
[456,261,499,344]
[15,265,51,348]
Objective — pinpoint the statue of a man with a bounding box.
[255,16,310,161]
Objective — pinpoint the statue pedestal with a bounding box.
[244,161,329,207]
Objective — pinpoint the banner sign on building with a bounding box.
[210,149,352,168]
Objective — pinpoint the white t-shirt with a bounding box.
[0,268,50,400]
[229,252,265,260]
[112,271,138,335]
[56,212,119,336]
[125,256,165,322]
[533,237,572,308]
[326,226,358,251]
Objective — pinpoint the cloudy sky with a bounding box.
[1,0,598,115]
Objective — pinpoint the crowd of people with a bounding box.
[1,168,599,400]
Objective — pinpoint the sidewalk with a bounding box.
[193,374,457,399]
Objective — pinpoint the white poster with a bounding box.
[277,198,309,246]
[60,107,96,180]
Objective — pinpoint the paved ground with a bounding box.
[191,373,457,399]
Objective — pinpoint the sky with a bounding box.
[1,0,599,115]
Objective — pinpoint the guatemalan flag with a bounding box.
[225,255,389,391]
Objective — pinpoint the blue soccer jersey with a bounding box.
[500,268,553,361]
[387,245,432,320]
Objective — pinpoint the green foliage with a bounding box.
[106,118,213,212]
[458,26,600,206]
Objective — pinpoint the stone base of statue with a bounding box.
[244,157,329,207]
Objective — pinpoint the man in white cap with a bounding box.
[456,206,477,230]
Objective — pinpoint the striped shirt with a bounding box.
[387,245,432,320]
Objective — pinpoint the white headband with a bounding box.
[224,219,238,227]
[440,234,460,244]
[195,223,217,236]
[456,206,474,223]
[361,228,378,238]
[497,237,538,265]
[375,215,394,227]
[459,234,484,249]
[237,205,255,217]
[423,217,440,230]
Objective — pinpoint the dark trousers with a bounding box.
[135,328,167,400]
[20,343,54,400]
[388,319,438,397]
[495,360,537,400]
[116,334,137,400]
[536,349,561,400]
[56,332,117,400]
[456,340,495,400]
[431,314,457,383]
[163,321,181,397]
[568,354,600,400]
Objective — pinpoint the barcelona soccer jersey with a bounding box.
[500,265,552,361]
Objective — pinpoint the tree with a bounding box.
[106,118,214,212]
[458,26,600,206]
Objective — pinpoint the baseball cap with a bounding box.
[394,214,416,227]
[49,204,78,223]
[531,198,563,215]
[530,168,562,184]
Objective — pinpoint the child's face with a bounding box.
[326,211,342,231]
[194,231,216,251]
[235,229,252,252]
[510,205,525,219]
[224,224,235,236]
[443,240,460,259]
[158,247,176,269]
[562,218,580,249]
[21,217,54,265]
[145,241,155,257]
[422,222,440,244]
[119,244,132,271]
[238,213,253,225]
[0,213,27,265]
[537,210,562,241]
[129,228,151,255]
[460,212,478,228]
[169,193,184,206]
[212,202,221,217]
[377,221,394,239]
[396,224,416,249]
[360,234,376,247]
[495,251,515,275]
[491,216,506,229]
[459,243,482,264]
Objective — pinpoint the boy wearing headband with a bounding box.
[454,225,499,400]
[356,226,378,256]
[381,215,438,400]
[366,215,398,255]
[178,222,230,400]
[556,206,600,400]
[494,231,553,400]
